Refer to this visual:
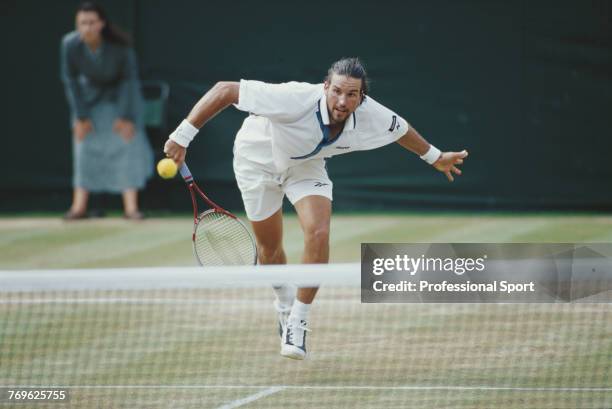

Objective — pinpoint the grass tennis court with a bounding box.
[1,214,611,408]
[2,213,612,268]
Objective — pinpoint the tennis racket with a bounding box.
[179,163,257,266]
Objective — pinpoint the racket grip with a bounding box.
[179,163,193,183]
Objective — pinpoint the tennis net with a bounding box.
[1,264,610,408]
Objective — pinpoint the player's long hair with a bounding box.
[76,2,131,46]
[325,57,369,102]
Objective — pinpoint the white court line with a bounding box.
[2,385,611,392]
[215,386,285,409]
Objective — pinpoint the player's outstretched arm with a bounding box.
[396,127,468,182]
[164,81,240,166]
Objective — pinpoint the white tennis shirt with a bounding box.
[233,80,409,171]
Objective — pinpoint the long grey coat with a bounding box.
[61,31,153,192]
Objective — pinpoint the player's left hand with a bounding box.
[113,119,135,142]
[433,150,468,182]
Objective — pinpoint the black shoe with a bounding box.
[124,211,145,220]
[88,209,106,218]
[63,210,88,220]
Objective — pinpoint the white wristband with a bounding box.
[169,119,199,148]
[420,145,442,165]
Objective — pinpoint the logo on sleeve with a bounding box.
[314,182,329,187]
[388,115,397,132]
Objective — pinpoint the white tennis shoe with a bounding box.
[273,300,292,340]
[280,318,310,360]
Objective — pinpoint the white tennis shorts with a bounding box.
[233,154,333,222]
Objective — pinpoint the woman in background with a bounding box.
[61,2,153,220]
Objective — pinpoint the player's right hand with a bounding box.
[73,119,93,141]
[163,139,186,168]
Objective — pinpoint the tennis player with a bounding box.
[164,58,468,360]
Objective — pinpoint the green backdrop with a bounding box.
[1,0,611,212]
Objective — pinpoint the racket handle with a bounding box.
[179,163,194,183]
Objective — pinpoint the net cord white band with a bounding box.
[0,263,361,292]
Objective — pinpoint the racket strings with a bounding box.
[194,211,256,265]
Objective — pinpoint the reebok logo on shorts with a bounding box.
[388,115,397,132]
[314,182,329,187]
[336,146,350,150]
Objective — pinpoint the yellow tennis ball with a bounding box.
[157,158,178,179]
